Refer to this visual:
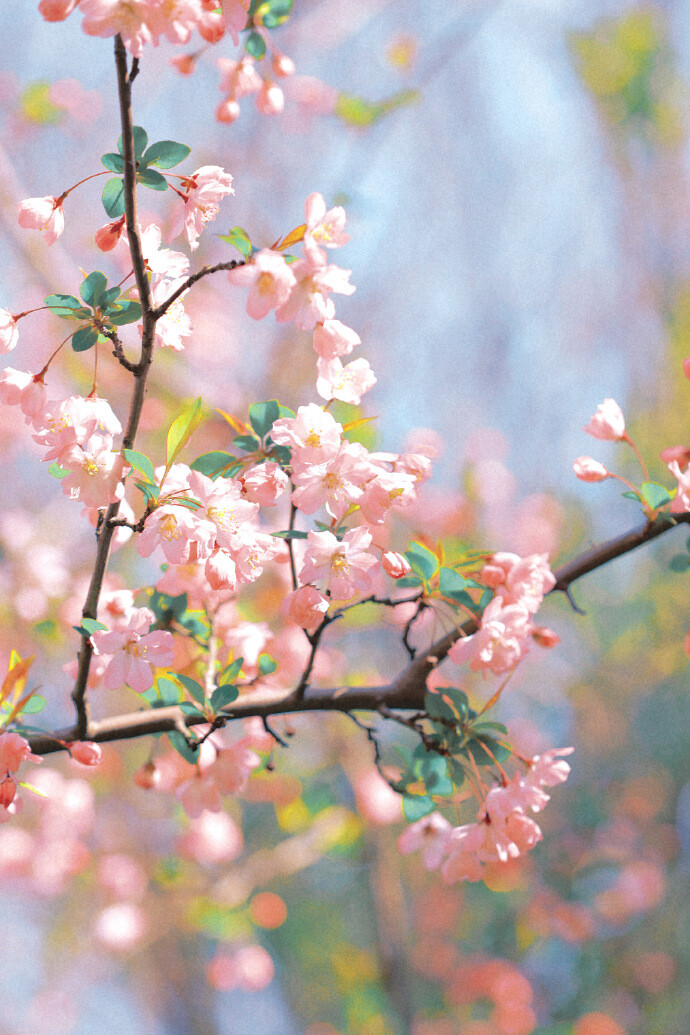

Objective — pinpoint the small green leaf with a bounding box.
[405,542,439,582]
[258,653,277,675]
[17,694,45,715]
[107,299,143,326]
[335,93,384,128]
[668,554,690,573]
[425,690,458,726]
[101,152,124,174]
[245,31,266,58]
[44,293,82,317]
[395,575,422,589]
[123,449,154,483]
[79,618,108,636]
[167,730,200,763]
[71,327,98,353]
[249,400,281,440]
[622,490,641,500]
[141,140,191,169]
[155,677,183,706]
[463,735,512,766]
[135,481,160,504]
[271,529,308,540]
[415,751,453,796]
[219,226,252,258]
[166,397,203,469]
[118,125,148,157]
[171,673,206,707]
[402,794,435,822]
[102,286,122,305]
[219,658,243,685]
[190,451,237,479]
[640,482,672,509]
[48,462,70,479]
[180,701,205,719]
[261,0,293,27]
[438,567,471,602]
[102,177,125,218]
[80,271,108,309]
[137,168,168,191]
[211,684,239,711]
[234,434,260,453]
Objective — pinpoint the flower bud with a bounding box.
[216,98,241,124]
[271,52,295,78]
[382,551,412,580]
[67,741,103,766]
[532,626,561,648]
[95,216,126,252]
[133,761,158,790]
[256,82,284,116]
[583,399,625,441]
[0,775,17,808]
[573,456,609,482]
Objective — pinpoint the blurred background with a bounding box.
[1,0,690,1032]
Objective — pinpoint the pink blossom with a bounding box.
[275,256,355,330]
[441,822,487,883]
[227,249,296,320]
[256,81,284,115]
[291,443,373,520]
[171,53,196,76]
[583,398,625,441]
[271,51,295,78]
[0,309,18,353]
[216,98,241,123]
[139,223,190,280]
[280,585,329,633]
[205,547,237,592]
[218,0,249,45]
[527,747,573,787]
[39,0,79,20]
[668,460,690,513]
[0,730,41,772]
[95,216,126,252]
[187,470,259,551]
[66,741,103,766]
[316,356,376,405]
[382,551,412,580]
[397,812,452,869]
[169,165,235,250]
[212,741,262,795]
[240,461,289,505]
[18,195,65,246]
[312,319,361,360]
[303,192,349,263]
[483,552,556,614]
[0,368,47,421]
[299,526,379,600]
[448,596,533,674]
[178,810,244,866]
[60,441,127,509]
[138,505,215,565]
[573,456,610,482]
[148,277,193,351]
[270,404,343,466]
[217,56,262,98]
[0,775,17,808]
[91,607,175,693]
[358,468,417,524]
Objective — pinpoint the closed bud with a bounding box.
[67,741,103,766]
[382,551,411,580]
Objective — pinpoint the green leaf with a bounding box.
[123,449,154,483]
[17,694,45,715]
[668,553,690,573]
[79,618,108,636]
[137,168,168,191]
[155,677,183,705]
[471,720,508,735]
[640,482,672,509]
[211,684,239,711]
[446,757,466,788]
[118,125,148,157]
[219,658,243,685]
[135,481,160,504]
[180,701,205,719]
[463,735,512,766]
[101,152,124,174]
[415,751,453,796]
[167,730,200,764]
[71,326,98,353]
[166,397,203,469]
[48,462,70,479]
[405,542,439,582]
[395,575,422,589]
[425,690,459,726]
[335,93,384,128]
[171,673,206,707]
[80,271,108,309]
[149,591,188,623]
[622,490,641,500]
[102,177,125,218]
[102,286,122,305]
[258,653,277,675]
[271,529,308,540]
[108,299,143,326]
[402,794,435,822]
[190,451,237,479]
[141,140,191,169]
[233,434,260,453]
[245,31,266,58]
[438,567,471,602]
[219,226,252,258]
[261,0,294,27]
[249,400,282,440]
[44,293,82,317]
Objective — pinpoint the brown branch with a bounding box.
[151,259,244,320]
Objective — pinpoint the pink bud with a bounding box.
[573,456,609,482]
[583,399,625,441]
[0,309,19,353]
[271,52,295,78]
[216,98,241,124]
[171,54,196,76]
[38,0,78,20]
[256,82,284,116]
[95,216,125,252]
[532,626,560,648]
[0,775,17,808]
[382,551,412,580]
[67,741,103,766]
[684,358,690,380]
[133,761,158,789]
[660,445,690,465]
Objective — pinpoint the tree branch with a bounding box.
[151,260,244,320]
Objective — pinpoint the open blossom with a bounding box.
[291,442,373,520]
[303,192,349,263]
[217,55,262,98]
[479,552,555,614]
[149,277,192,350]
[316,356,376,405]
[139,223,190,280]
[271,404,343,466]
[448,596,533,674]
[313,319,361,360]
[91,607,174,692]
[60,442,127,509]
[227,249,296,320]
[573,456,609,482]
[169,165,234,250]
[18,195,65,246]
[667,460,690,513]
[584,398,625,441]
[239,462,289,506]
[275,256,355,330]
[527,747,573,786]
[397,812,453,870]
[280,585,329,633]
[299,526,379,600]
[138,505,216,565]
[0,369,47,422]
[0,309,19,353]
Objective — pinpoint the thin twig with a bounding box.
[151,259,244,320]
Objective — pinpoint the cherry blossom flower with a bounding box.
[91,607,174,692]
[39,0,79,20]
[217,55,262,98]
[382,551,412,580]
[67,742,103,766]
[280,585,329,633]
[316,356,376,405]
[0,309,19,353]
[60,440,127,508]
[256,81,284,115]
[312,319,361,360]
[271,51,295,78]
[138,505,216,565]
[667,460,690,513]
[169,165,235,250]
[480,552,555,614]
[583,398,625,441]
[239,462,289,506]
[397,812,453,870]
[275,256,355,330]
[299,526,379,600]
[573,456,610,482]
[271,404,343,466]
[291,442,373,520]
[139,223,190,279]
[148,277,193,350]
[227,249,297,320]
[527,747,573,787]
[448,596,533,674]
[0,369,47,422]
[303,192,349,263]
[18,195,65,246]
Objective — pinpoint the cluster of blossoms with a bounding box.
[0,731,41,821]
[216,48,295,124]
[448,551,558,674]
[90,606,174,693]
[398,748,573,883]
[573,398,627,483]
